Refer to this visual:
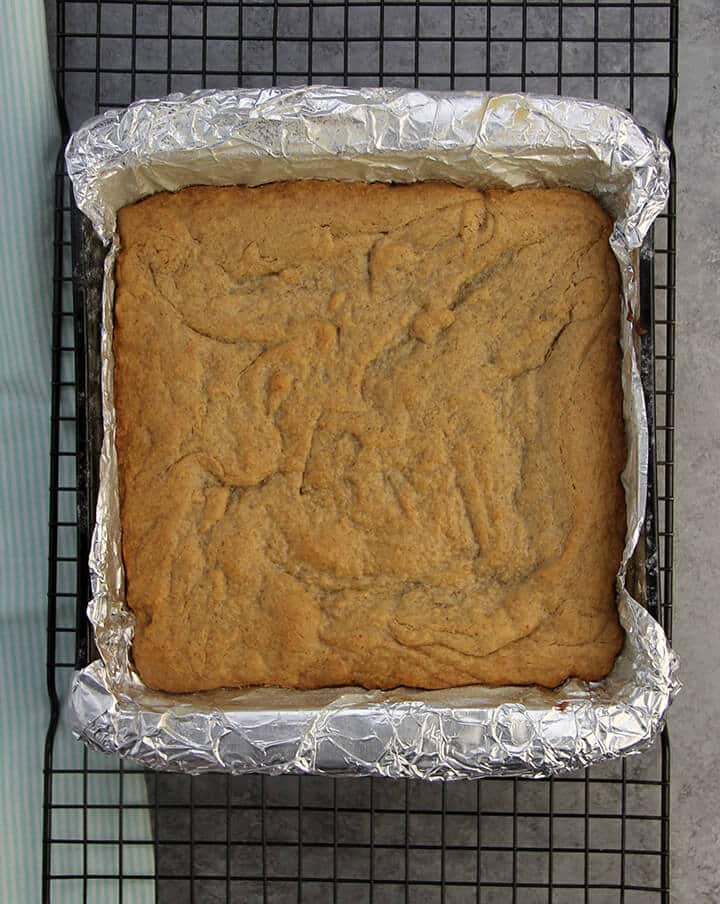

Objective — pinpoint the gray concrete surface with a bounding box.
[673,2,720,902]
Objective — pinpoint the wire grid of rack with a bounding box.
[44,1,677,901]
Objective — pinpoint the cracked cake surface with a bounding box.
[114,181,626,693]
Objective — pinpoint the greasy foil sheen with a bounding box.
[66,87,679,778]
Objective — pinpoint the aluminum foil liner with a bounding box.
[66,87,679,778]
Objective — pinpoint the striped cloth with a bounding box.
[1,1,61,900]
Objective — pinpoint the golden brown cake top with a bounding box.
[114,181,625,693]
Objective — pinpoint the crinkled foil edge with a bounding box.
[67,88,679,778]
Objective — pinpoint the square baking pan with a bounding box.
[65,88,677,780]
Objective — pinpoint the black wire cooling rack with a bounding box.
[43,2,677,901]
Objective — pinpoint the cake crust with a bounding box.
[114,181,626,693]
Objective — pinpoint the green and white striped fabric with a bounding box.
[1,1,60,900]
[0,1,156,900]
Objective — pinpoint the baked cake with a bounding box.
[113,181,626,693]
